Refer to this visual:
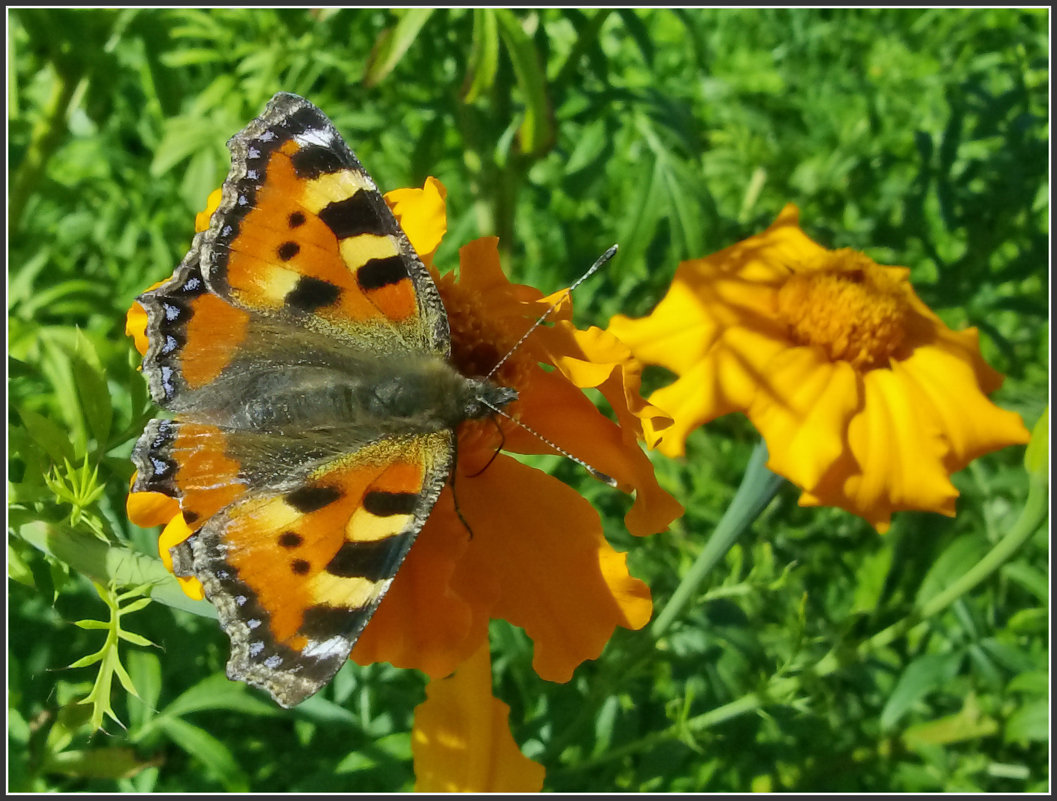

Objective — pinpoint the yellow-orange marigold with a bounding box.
[609,204,1030,533]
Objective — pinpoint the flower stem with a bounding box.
[650,441,785,639]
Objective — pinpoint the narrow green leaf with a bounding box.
[127,650,163,734]
[121,596,153,615]
[614,153,664,285]
[73,619,110,630]
[118,630,155,648]
[161,672,282,719]
[15,406,73,464]
[462,9,499,103]
[850,540,894,616]
[494,9,553,156]
[113,649,141,698]
[68,650,106,669]
[362,9,435,88]
[157,716,249,791]
[915,534,990,608]
[881,651,964,731]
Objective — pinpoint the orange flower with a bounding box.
[127,178,683,787]
[351,178,682,679]
[609,204,1030,533]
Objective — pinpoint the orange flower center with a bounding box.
[776,249,910,370]
[437,277,533,446]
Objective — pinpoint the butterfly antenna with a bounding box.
[480,399,618,488]
[485,244,618,381]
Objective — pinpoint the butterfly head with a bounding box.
[465,378,518,421]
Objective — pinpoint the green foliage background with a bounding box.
[8,7,1049,792]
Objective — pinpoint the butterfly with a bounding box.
[131,92,517,707]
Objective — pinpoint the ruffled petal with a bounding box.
[649,324,788,458]
[805,367,960,532]
[894,341,1029,469]
[386,177,448,263]
[126,487,180,529]
[157,514,204,601]
[511,324,683,535]
[747,345,861,490]
[412,642,545,792]
[451,454,652,682]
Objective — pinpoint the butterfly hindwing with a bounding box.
[171,431,455,708]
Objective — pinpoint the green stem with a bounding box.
[9,72,78,235]
[651,441,784,639]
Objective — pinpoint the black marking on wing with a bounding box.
[357,256,409,291]
[363,490,420,517]
[326,536,408,582]
[286,485,342,513]
[285,275,341,312]
[300,603,369,641]
[318,194,389,240]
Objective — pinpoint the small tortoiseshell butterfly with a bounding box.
[131,92,516,707]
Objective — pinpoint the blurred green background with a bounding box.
[8,8,1048,792]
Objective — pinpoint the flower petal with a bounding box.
[452,454,652,682]
[607,203,818,377]
[804,366,960,531]
[510,364,682,537]
[747,345,861,490]
[649,324,788,458]
[195,187,224,233]
[126,487,180,529]
[513,323,683,535]
[412,641,545,792]
[896,341,1029,469]
[125,301,151,358]
[157,514,205,601]
[386,177,448,263]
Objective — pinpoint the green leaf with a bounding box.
[8,542,36,588]
[156,716,249,791]
[161,672,282,719]
[127,650,163,734]
[495,9,553,156]
[1006,670,1048,695]
[15,406,73,464]
[881,650,965,731]
[850,539,894,616]
[362,9,435,88]
[73,619,110,630]
[901,693,998,746]
[999,561,1048,602]
[1004,698,1049,744]
[462,9,499,103]
[613,153,665,284]
[72,329,113,449]
[915,534,990,609]
[68,650,106,669]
